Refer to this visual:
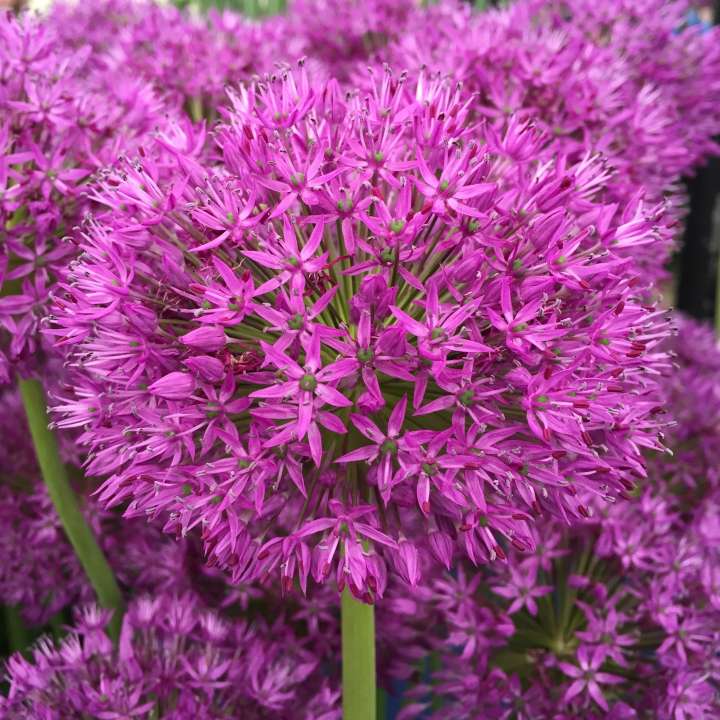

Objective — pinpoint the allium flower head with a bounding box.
[385,315,720,720]
[51,64,669,600]
[47,0,295,117]
[0,11,167,379]
[286,0,418,79]
[387,0,720,280]
[0,384,190,626]
[1,594,340,719]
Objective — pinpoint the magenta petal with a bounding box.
[287,461,307,497]
[148,371,195,399]
[259,341,301,375]
[248,381,297,399]
[362,368,383,403]
[390,306,429,338]
[311,286,338,317]
[296,399,313,438]
[492,585,515,599]
[269,191,298,219]
[188,231,230,253]
[595,673,624,685]
[262,425,296,448]
[0,295,34,314]
[316,358,359,383]
[295,518,336,538]
[307,422,322,467]
[349,414,385,443]
[315,383,353,408]
[357,310,371,348]
[388,396,407,437]
[335,446,378,463]
[587,681,609,711]
[180,325,227,351]
[242,250,285,269]
[563,680,586,704]
[445,339,492,353]
[414,395,455,416]
[558,663,582,679]
[301,219,325,260]
[453,182,495,200]
[316,411,347,434]
[253,277,282,295]
[354,522,398,549]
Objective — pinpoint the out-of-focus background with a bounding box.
[6,0,718,317]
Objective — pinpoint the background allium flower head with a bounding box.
[1,593,340,719]
[0,385,190,626]
[654,315,720,489]
[46,0,297,119]
[380,316,720,720]
[50,64,671,601]
[384,0,720,280]
[285,0,418,80]
[0,10,168,380]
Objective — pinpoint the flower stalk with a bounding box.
[18,377,123,640]
[715,255,720,337]
[3,605,29,653]
[342,587,376,720]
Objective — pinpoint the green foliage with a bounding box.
[19,378,124,642]
[174,0,287,16]
[342,589,377,720]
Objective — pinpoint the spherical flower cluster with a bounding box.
[650,314,720,491]
[0,482,186,628]
[380,495,720,718]
[0,386,190,626]
[378,316,720,719]
[387,0,720,278]
[0,11,168,380]
[286,0,418,80]
[46,0,296,119]
[1,594,340,719]
[0,0,720,717]
[50,63,670,600]
[536,0,720,174]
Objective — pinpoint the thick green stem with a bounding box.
[715,254,720,337]
[342,588,377,720]
[4,605,29,653]
[19,377,124,641]
[188,96,203,123]
[377,688,388,720]
[49,610,66,642]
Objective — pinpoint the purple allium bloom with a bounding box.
[558,645,624,711]
[46,0,294,117]
[0,10,168,380]
[286,0,417,80]
[491,562,552,616]
[385,0,720,281]
[381,315,720,719]
[1,594,340,719]
[49,63,670,601]
[0,383,191,626]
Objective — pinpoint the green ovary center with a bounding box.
[300,373,318,391]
